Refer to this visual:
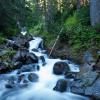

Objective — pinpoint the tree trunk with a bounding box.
[77,0,81,11]
[90,0,100,26]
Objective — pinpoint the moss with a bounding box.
[0,49,16,62]
[0,36,6,45]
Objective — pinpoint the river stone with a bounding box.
[18,74,25,83]
[53,79,67,92]
[53,62,70,75]
[13,50,38,64]
[70,71,100,99]
[28,73,38,82]
[71,86,85,95]
[64,72,75,79]
[71,71,98,88]
[17,64,40,74]
[5,76,17,89]
[32,49,39,52]
[13,61,22,69]
[27,52,38,64]
[40,56,46,66]
[6,40,20,50]
[85,77,100,100]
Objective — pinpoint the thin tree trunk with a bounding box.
[77,0,81,11]
[90,0,100,26]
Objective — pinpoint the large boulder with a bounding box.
[71,71,100,99]
[27,53,38,64]
[13,49,38,65]
[85,77,100,100]
[28,73,39,82]
[53,62,70,75]
[53,79,67,92]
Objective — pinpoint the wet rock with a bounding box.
[71,71,100,99]
[53,62,70,75]
[6,40,20,50]
[23,79,29,84]
[53,79,67,92]
[64,72,75,79]
[17,64,40,74]
[13,62,22,69]
[92,55,100,71]
[38,41,43,49]
[13,50,26,62]
[32,49,39,52]
[5,76,17,89]
[85,77,100,99]
[28,73,38,82]
[24,41,29,48]
[13,49,38,64]
[71,86,85,95]
[27,53,38,64]
[40,56,46,66]
[18,74,26,83]
[71,72,98,88]
[5,84,14,88]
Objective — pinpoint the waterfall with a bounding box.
[0,37,89,100]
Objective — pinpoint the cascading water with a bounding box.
[0,37,89,100]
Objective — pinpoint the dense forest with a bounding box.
[0,0,100,100]
[0,0,100,56]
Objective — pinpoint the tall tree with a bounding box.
[90,0,100,26]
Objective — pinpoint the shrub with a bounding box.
[0,35,6,45]
[77,6,90,25]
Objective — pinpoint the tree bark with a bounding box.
[77,0,81,11]
[90,0,100,26]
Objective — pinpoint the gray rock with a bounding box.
[71,71,100,99]
[40,56,46,66]
[53,62,70,75]
[28,73,39,82]
[17,64,40,74]
[85,77,100,99]
[13,50,38,64]
[53,79,67,92]
[71,86,85,94]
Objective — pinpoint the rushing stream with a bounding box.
[0,37,89,100]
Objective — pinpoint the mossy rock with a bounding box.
[0,49,16,61]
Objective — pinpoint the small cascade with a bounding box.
[0,37,89,100]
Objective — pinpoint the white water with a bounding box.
[0,37,89,100]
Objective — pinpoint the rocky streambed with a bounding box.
[0,34,99,100]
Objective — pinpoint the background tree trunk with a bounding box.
[90,0,100,26]
[77,0,81,11]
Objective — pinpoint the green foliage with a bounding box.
[29,23,43,35]
[0,33,6,44]
[4,27,18,37]
[57,6,99,56]
[0,49,16,62]
[0,0,34,35]
[77,6,90,25]
[40,32,56,47]
[64,12,78,26]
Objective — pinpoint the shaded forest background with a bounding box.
[0,0,100,59]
